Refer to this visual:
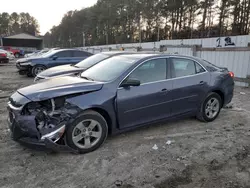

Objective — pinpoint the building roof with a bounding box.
[3,33,42,40]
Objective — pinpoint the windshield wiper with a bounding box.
[81,76,94,81]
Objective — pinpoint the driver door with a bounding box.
[116,58,173,129]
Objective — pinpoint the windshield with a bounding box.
[40,50,57,58]
[75,53,109,68]
[81,56,137,82]
[35,50,49,56]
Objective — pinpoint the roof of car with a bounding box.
[118,53,159,59]
[101,51,137,55]
[117,53,203,61]
[52,48,82,52]
[46,48,92,55]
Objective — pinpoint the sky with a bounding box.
[0,0,97,35]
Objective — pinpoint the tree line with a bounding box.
[43,0,250,48]
[0,12,39,37]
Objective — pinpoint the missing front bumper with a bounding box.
[8,116,78,153]
[17,137,78,153]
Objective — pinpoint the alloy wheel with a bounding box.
[34,67,45,75]
[205,97,220,119]
[72,119,102,149]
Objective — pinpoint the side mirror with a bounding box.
[120,78,140,88]
[52,56,58,60]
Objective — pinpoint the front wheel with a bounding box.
[31,65,46,77]
[197,92,222,122]
[66,110,108,154]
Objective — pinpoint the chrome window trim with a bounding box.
[118,56,208,89]
[168,71,207,81]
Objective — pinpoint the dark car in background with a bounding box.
[7,54,234,154]
[16,49,92,77]
[34,51,137,82]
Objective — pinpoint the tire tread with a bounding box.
[197,92,222,122]
[66,110,108,154]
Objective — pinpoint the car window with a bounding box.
[129,58,167,84]
[54,51,72,58]
[73,51,91,57]
[201,59,220,71]
[195,63,206,73]
[81,56,138,82]
[172,58,196,78]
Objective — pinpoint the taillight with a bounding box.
[229,71,234,78]
[0,53,6,57]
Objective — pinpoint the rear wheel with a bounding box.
[31,65,46,77]
[66,110,108,154]
[197,92,222,122]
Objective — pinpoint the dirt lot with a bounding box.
[0,62,250,188]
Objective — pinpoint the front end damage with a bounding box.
[7,92,81,153]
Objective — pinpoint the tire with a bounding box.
[66,110,108,154]
[197,92,222,122]
[31,65,46,77]
[14,53,20,58]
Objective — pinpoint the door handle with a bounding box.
[161,88,168,93]
[199,81,205,85]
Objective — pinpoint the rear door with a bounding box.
[117,58,173,129]
[50,50,73,67]
[170,57,210,116]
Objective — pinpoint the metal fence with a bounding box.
[81,35,250,87]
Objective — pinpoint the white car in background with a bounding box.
[24,51,39,58]
[0,49,14,61]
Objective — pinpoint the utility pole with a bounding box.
[82,32,86,47]
[106,30,109,45]
[69,37,72,48]
[136,0,142,44]
[138,14,141,44]
[0,37,2,46]
[157,26,160,41]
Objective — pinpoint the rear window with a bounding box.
[76,53,109,68]
[201,59,220,72]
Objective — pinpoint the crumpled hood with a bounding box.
[38,65,85,78]
[18,76,103,101]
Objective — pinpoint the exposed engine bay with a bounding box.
[21,96,81,143]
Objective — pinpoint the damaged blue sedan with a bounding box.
[7,54,234,153]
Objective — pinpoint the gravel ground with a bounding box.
[0,62,250,188]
